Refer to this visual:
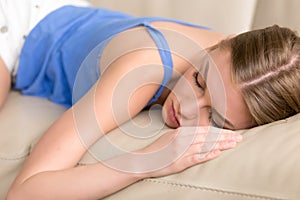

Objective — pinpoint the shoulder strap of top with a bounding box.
[143,22,173,105]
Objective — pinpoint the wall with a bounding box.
[252,0,300,33]
[88,0,257,35]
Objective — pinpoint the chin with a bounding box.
[166,123,178,129]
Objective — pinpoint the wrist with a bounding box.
[127,149,156,180]
[130,171,149,181]
[104,150,153,181]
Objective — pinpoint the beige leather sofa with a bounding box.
[2,1,300,199]
[1,91,300,199]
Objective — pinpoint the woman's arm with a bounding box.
[6,48,168,199]
[0,57,11,108]
[7,47,240,199]
[8,120,241,200]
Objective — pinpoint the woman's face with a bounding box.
[162,47,255,130]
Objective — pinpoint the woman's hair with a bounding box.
[220,25,300,125]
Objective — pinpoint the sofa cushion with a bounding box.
[0,91,66,199]
[80,109,300,200]
[1,91,300,200]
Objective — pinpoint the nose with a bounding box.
[171,70,211,126]
[179,94,211,126]
[174,85,209,127]
[179,95,198,120]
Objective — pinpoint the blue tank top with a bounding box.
[14,6,209,108]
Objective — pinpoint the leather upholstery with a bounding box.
[1,91,299,199]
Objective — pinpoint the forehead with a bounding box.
[205,47,254,129]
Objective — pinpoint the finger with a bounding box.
[178,126,233,135]
[197,126,234,134]
[208,131,242,142]
[183,141,235,160]
[194,149,221,163]
[176,126,242,142]
[210,140,237,151]
[192,132,242,144]
[203,150,222,162]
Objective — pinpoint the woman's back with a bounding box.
[14,5,223,107]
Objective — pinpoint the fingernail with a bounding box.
[211,150,221,156]
[235,134,243,142]
[225,141,236,148]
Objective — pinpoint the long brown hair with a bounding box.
[221,25,300,125]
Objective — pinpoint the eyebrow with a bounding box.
[202,57,235,129]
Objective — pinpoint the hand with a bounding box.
[138,126,242,178]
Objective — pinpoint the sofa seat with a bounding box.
[1,91,300,200]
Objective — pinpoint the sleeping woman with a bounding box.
[4,1,300,199]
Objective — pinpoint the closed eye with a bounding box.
[208,109,223,128]
[193,71,204,91]
[210,108,235,129]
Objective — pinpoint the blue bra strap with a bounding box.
[144,22,173,104]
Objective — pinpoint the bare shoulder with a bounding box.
[151,21,226,49]
[0,57,11,108]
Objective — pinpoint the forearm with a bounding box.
[8,162,143,200]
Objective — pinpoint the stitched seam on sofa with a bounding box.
[0,152,29,160]
[143,179,288,200]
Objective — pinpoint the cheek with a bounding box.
[174,77,203,119]
[226,93,255,129]
[172,74,196,100]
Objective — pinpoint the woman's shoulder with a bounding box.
[150,20,226,49]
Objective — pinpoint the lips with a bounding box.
[169,102,180,128]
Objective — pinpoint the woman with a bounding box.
[5,1,300,200]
